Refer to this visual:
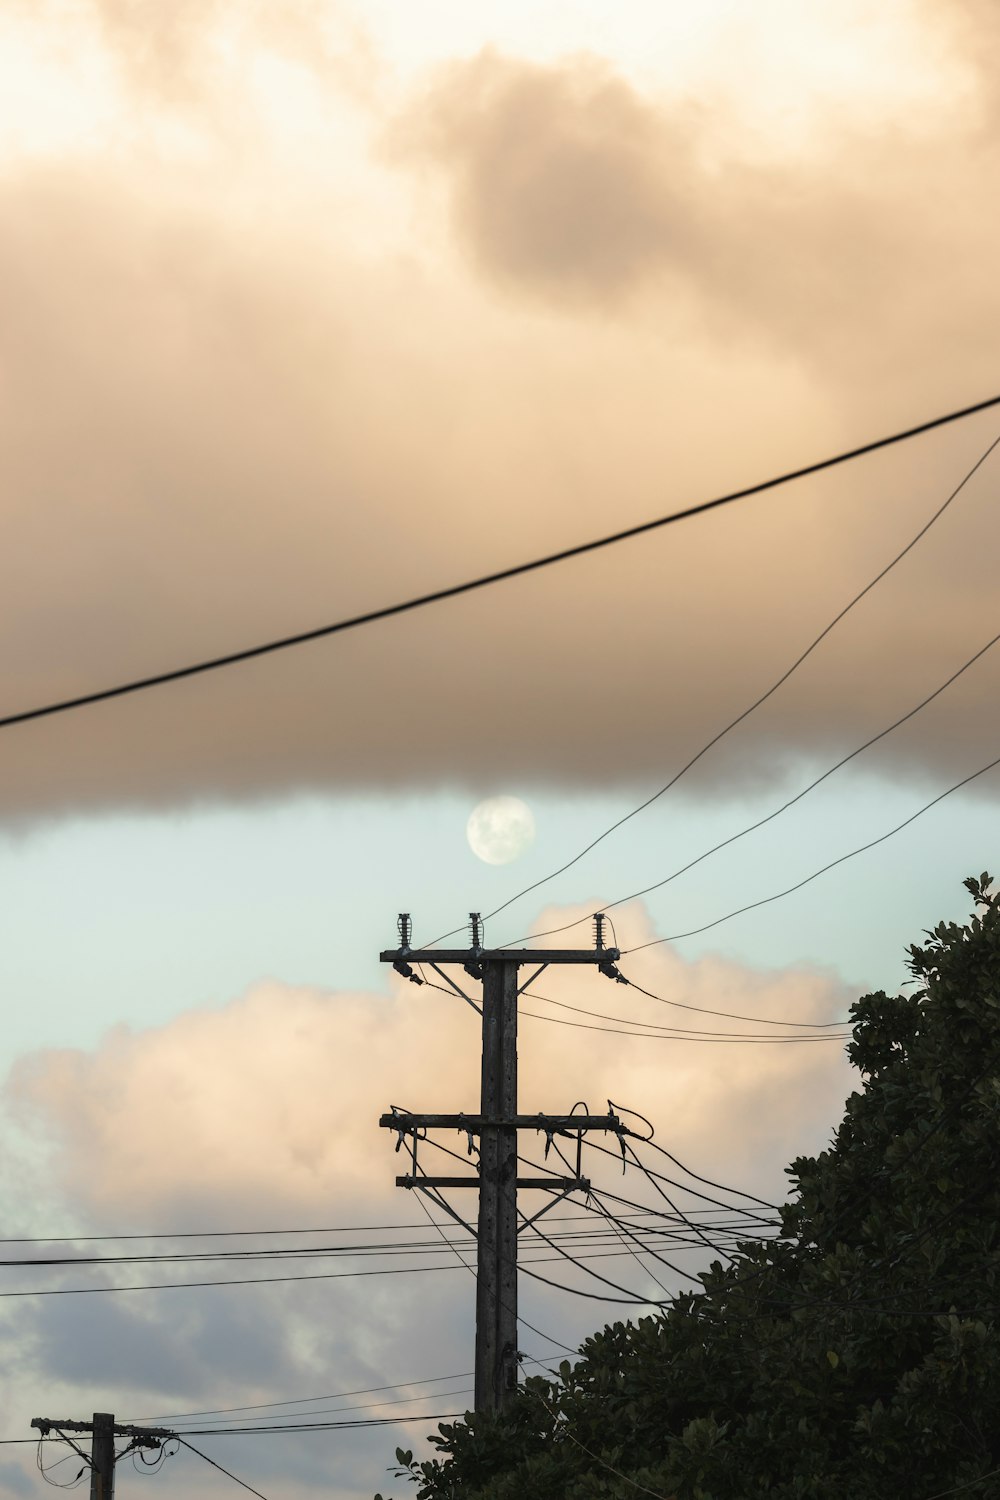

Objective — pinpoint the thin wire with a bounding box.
[11,1225,698,1272]
[422,971,848,1042]
[618,1149,734,1265]
[520,985,850,1038]
[582,1138,778,1226]
[36,1436,89,1490]
[585,1197,673,1295]
[518,1001,850,1044]
[5,396,999,734]
[131,1370,473,1423]
[175,1439,271,1500]
[177,1388,476,1431]
[0,1210,643,1246]
[530,1385,674,1500]
[593,622,1000,926]
[613,977,846,1029]
[923,1466,1000,1499]
[174,1414,467,1436]
[0,1244,682,1299]
[522,1208,698,1296]
[408,1166,603,1358]
[485,423,1000,937]
[542,1139,708,1284]
[635,1135,780,1211]
[622,748,1000,953]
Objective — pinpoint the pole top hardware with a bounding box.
[392,914,423,985]
[383,909,620,967]
[381,946,620,965]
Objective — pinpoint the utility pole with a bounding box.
[380,912,629,1415]
[30,1414,174,1500]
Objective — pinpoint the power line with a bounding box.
[420,972,849,1043]
[128,1370,473,1424]
[0,1209,638,1246]
[0,1245,671,1298]
[529,620,1000,951]
[518,1001,851,1044]
[174,1387,475,1431]
[515,990,851,1038]
[580,1138,779,1226]
[176,1438,271,1499]
[621,747,1000,954]
[3,396,999,732]
[530,1384,674,1500]
[0,1222,443,1245]
[609,976,846,1029]
[172,1414,467,1437]
[481,424,1000,942]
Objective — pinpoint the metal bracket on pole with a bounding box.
[428,963,483,1016]
[517,1181,589,1233]
[407,1179,479,1241]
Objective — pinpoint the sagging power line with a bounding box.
[2,394,998,732]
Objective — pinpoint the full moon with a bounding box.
[466,797,536,865]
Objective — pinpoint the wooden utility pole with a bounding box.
[380,913,629,1414]
[91,1414,115,1500]
[30,1414,174,1500]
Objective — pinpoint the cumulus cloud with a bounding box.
[0,901,857,1492]
[396,43,1000,369]
[7,902,853,1219]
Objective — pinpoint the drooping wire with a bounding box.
[173,1388,476,1432]
[36,1435,89,1490]
[621,748,1000,954]
[128,1369,473,1425]
[530,1383,674,1500]
[539,1139,688,1291]
[605,977,847,1029]
[482,424,1000,937]
[175,1439,271,1500]
[517,997,851,1044]
[519,985,851,1041]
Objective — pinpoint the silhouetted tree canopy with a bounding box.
[378,875,1000,1500]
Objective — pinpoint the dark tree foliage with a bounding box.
[377,877,1000,1500]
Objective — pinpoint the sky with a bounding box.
[0,2,999,1498]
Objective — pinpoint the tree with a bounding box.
[377,875,1000,1500]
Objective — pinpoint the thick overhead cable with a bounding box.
[2,395,999,732]
[0,1244,670,1298]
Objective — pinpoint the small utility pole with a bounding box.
[380,912,628,1414]
[30,1414,174,1500]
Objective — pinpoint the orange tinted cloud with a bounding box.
[6,903,854,1221]
[0,5,998,821]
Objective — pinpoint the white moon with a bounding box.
[467,797,536,865]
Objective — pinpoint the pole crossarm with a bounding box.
[31,1420,174,1441]
[380,1112,624,1134]
[396,1175,591,1190]
[380,947,620,965]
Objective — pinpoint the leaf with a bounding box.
[826,1350,839,1368]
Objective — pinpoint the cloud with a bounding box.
[392,52,701,303]
[395,43,1000,372]
[0,903,857,1490]
[6,902,854,1219]
[0,5,998,823]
